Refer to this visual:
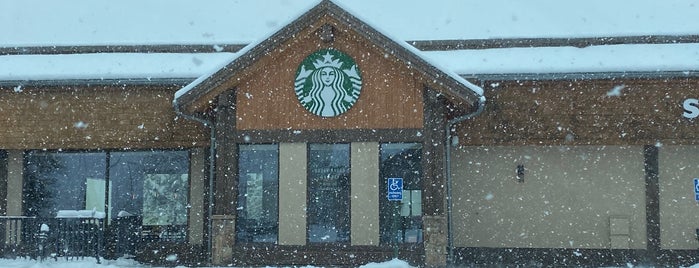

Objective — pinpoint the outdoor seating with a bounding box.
[0,210,104,263]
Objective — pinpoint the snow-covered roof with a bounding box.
[2,0,698,47]
[3,42,699,84]
[425,43,699,79]
[0,53,236,82]
[1,0,698,83]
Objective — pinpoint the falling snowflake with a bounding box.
[606,84,625,97]
[74,121,89,129]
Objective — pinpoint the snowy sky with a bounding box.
[1,0,698,82]
[2,0,698,46]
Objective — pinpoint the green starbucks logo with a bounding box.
[295,49,362,117]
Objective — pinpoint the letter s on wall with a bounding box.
[683,98,699,119]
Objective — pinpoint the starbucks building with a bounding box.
[173,1,483,266]
[3,0,699,267]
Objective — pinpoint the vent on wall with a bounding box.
[610,216,630,249]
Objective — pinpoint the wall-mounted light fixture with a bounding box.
[516,164,525,183]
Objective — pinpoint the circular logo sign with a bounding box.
[294,49,362,117]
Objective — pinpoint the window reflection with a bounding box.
[307,144,350,243]
[379,143,423,244]
[23,150,190,242]
[23,152,106,217]
[109,151,189,243]
[236,144,279,243]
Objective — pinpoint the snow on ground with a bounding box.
[0,258,415,268]
[0,258,141,268]
[2,258,699,268]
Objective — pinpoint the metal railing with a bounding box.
[0,216,103,263]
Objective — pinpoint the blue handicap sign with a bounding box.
[694,178,699,201]
[387,178,403,201]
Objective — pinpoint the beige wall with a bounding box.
[188,148,206,245]
[451,146,646,249]
[659,145,699,249]
[275,142,382,245]
[278,143,307,245]
[6,150,22,216]
[350,142,379,245]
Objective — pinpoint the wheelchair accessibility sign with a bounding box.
[694,178,699,201]
[387,178,403,201]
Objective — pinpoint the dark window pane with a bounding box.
[236,144,279,243]
[109,150,189,242]
[109,151,189,223]
[379,143,423,244]
[24,150,190,243]
[307,143,350,243]
[23,152,106,217]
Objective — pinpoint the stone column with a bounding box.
[422,88,448,267]
[210,89,237,265]
[211,215,235,265]
[424,215,447,267]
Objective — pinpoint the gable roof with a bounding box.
[173,0,484,113]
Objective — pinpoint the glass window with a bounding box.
[109,151,189,242]
[307,144,350,243]
[23,152,106,217]
[379,143,423,244]
[236,144,279,243]
[23,150,190,242]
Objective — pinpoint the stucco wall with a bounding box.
[278,142,308,245]
[188,148,206,245]
[658,145,699,249]
[451,145,646,249]
[350,142,379,245]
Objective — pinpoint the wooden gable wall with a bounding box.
[232,16,425,131]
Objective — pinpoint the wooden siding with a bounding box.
[233,16,424,131]
[457,78,699,146]
[0,85,207,149]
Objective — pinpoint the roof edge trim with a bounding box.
[465,71,699,81]
[0,78,193,87]
[4,35,698,55]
